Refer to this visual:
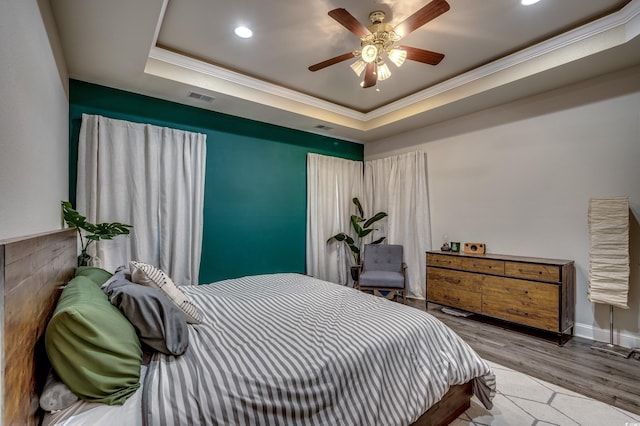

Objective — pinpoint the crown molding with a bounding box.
[369,0,640,120]
[148,0,640,128]
[148,47,367,122]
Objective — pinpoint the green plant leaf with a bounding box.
[350,245,361,264]
[351,216,364,234]
[326,197,388,268]
[83,223,99,233]
[362,211,388,229]
[62,201,89,229]
[61,201,132,252]
[328,232,350,243]
[358,229,374,238]
[371,237,386,244]
[351,215,364,224]
[352,197,364,218]
[93,222,133,239]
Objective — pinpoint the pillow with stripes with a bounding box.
[129,261,203,324]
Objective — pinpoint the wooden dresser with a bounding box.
[426,250,575,342]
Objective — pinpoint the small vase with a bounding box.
[77,252,92,267]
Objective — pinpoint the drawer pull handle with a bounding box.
[505,287,529,295]
[475,264,492,269]
[444,295,460,302]
[507,308,529,317]
[445,277,461,284]
[519,268,542,275]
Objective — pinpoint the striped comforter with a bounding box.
[142,273,495,426]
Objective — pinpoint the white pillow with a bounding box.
[129,261,203,324]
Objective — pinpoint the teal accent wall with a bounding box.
[69,80,363,283]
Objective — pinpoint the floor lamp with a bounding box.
[588,196,634,358]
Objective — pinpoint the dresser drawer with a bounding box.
[427,268,483,293]
[505,261,561,283]
[425,250,574,338]
[428,285,482,312]
[427,253,462,269]
[462,257,504,275]
[482,276,559,331]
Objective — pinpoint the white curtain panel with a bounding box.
[588,196,630,309]
[76,114,206,285]
[364,152,431,299]
[306,153,363,285]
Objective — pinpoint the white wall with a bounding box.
[366,65,640,347]
[0,0,69,240]
[0,2,69,423]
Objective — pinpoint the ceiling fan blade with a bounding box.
[402,46,445,65]
[393,0,450,38]
[328,8,371,38]
[362,63,377,88]
[308,52,356,72]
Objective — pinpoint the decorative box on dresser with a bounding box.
[426,251,575,344]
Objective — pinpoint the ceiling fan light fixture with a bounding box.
[521,0,541,5]
[350,59,367,76]
[388,48,407,67]
[309,4,449,89]
[377,62,391,80]
[361,44,378,63]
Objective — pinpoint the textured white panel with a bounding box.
[588,196,630,308]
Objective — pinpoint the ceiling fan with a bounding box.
[308,0,450,88]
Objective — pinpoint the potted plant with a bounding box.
[327,197,387,282]
[61,201,133,266]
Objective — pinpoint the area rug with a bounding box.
[454,360,640,425]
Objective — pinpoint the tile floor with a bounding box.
[453,361,640,426]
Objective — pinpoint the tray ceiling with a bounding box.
[51,0,640,142]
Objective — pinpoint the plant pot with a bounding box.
[350,265,361,282]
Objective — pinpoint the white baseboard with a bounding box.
[574,322,640,348]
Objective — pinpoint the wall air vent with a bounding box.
[187,91,215,103]
[314,124,333,131]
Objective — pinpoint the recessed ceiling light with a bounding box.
[521,0,541,5]
[234,26,253,38]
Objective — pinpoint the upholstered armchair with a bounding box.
[358,244,407,303]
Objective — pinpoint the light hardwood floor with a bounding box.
[406,299,640,416]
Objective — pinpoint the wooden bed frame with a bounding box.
[413,382,472,426]
[0,228,472,426]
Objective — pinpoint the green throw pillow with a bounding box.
[45,276,142,405]
[74,266,113,286]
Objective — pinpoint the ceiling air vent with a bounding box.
[187,91,215,103]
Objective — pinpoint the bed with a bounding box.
[1,229,495,426]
